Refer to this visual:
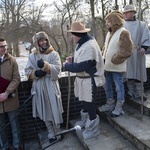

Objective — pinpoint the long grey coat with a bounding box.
[124,20,150,82]
[25,50,64,124]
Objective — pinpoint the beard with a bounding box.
[40,43,50,52]
[108,27,112,32]
[106,25,112,32]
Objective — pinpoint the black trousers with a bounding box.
[82,77,97,120]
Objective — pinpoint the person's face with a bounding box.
[0,41,7,57]
[38,38,48,49]
[72,35,81,43]
[105,19,112,30]
[123,11,135,20]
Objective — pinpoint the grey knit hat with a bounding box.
[123,5,136,13]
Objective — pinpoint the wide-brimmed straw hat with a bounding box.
[68,21,91,33]
[123,5,136,13]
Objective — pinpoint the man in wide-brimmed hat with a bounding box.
[63,21,105,139]
[123,5,150,101]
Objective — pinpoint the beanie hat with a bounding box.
[123,5,136,13]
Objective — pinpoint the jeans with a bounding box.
[104,71,124,101]
[0,110,21,149]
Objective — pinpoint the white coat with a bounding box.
[74,39,105,102]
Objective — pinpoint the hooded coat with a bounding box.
[0,53,20,113]
[25,31,63,124]
[103,11,133,72]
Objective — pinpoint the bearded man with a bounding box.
[99,11,133,117]
[25,31,64,143]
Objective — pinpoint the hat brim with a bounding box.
[67,28,91,33]
[123,10,136,13]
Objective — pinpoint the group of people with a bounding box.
[64,4,150,139]
[0,4,149,150]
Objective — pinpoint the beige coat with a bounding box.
[0,53,20,113]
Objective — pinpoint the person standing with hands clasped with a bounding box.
[25,31,64,143]
[99,11,133,117]
[0,38,23,150]
[63,21,105,139]
[123,5,150,101]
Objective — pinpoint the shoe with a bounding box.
[111,101,124,118]
[99,99,115,112]
[75,110,88,128]
[49,136,57,143]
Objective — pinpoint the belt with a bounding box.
[76,75,98,79]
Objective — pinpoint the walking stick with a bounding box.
[66,71,71,129]
[34,33,57,132]
[137,0,144,115]
[135,0,144,115]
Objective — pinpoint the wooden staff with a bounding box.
[66,71,71,129]
[137,0,144,115]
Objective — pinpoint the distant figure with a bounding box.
[63,21,105,139]
[123,4,150,101]
[25,31,64,143]
[99,11,133,117]
[0,38,23,150]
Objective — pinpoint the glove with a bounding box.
[37,59,44,68]
[35,70,46,77]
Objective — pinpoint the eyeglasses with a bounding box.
[0,45,7,49]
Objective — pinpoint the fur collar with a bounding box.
[31,46,54,54]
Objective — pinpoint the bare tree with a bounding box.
[0,0,29,56]
[21,3,49,43]
[52,0,81,55]
[0,0,149,57]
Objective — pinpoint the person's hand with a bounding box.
[37,59,44,68]
[0,92,9,102]
[66,56,72,63]
[63,61,67,67]
[140,48,145,55]
[35,70,46,77]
